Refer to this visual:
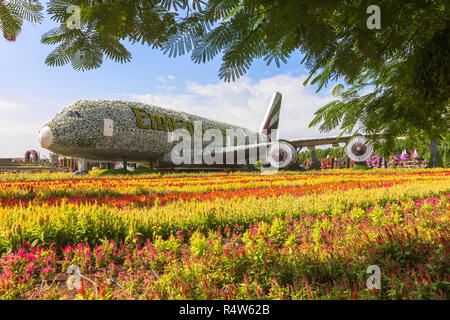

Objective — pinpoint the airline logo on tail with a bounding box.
[259,92,282,142]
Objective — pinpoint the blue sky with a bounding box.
[0,13,340,158]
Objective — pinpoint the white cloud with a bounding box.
[130,74,339,140]
[155,85,176,91]
[156,75,175,84]
[0,74,340,158]
[0,121,48,158]
[0,100,27,112]
[0,98,51,158]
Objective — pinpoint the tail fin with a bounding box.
[259,91,282,142]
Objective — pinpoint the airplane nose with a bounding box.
[39,126,53,148]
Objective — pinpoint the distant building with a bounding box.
[0,158,13,165]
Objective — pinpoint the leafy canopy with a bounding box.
[162,0,448,154]
[0,0,43,41]
[5,1,450,156]
[40,0,208,71]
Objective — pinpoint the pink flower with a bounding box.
[4,33,16,42]
[40,265,52,275]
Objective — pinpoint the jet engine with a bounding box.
[345,136,373,162]
[265,140,298,169]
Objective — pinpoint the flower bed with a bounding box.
[0,169,448,299]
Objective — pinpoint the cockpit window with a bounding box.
[56,111,81,119]
[71,111,81,118]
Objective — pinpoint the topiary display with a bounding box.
[42,100,258,163]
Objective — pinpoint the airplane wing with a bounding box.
[203,136,353,158]
[287,135,352,149]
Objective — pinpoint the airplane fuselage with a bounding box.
[39,93,361,171]
[39,100,267,164]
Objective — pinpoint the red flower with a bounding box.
[3,32,16,42]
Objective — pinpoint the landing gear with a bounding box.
[74,158,89,176]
